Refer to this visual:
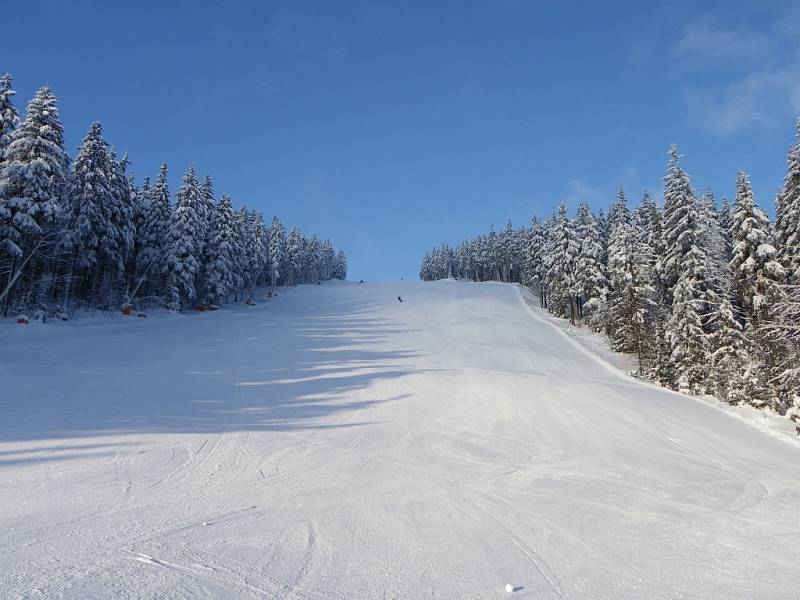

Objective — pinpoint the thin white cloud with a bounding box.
[565,178,601,202]
[775,5,800,39]
[684,66,800,134]
[673,12,800,134]
[672,18,773,66]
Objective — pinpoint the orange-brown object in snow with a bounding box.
[196,304,220,312]
[121,305,133,315]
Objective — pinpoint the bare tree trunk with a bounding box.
[0,235,54,314]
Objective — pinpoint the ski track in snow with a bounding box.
[1,280,799,599]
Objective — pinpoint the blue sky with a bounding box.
[3,0,800,280]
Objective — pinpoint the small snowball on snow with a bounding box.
[505,583,515,593]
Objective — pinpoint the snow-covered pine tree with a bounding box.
[730,171,784,320]
[525,216,544,301]
[106,147,135,300]
[65,122,117,304]
[460,241,470,280]
[227,207,247,296]
[649,305,674,386]
[730,171,786,409]
[320,239,336,280]
[198,175,214,258]
[698,190,730,300]
[0,74,19,298]
[606,212,656,368]
[334,250,348,280]
[129,174,150,293]
[667,258,711,393]
[243,209,268,291]
[0,74,19,163]
[318,238,330,281]
[0,87,68,312]
[718,197,733,257]
[202,194,236,304]
[441,244,456,281]
[767,282,800,413]
[194,174,216,300]
[199,174,215,239]
[419,253,433,280]
[164,166,203,310]
[707,294,753,405]
[453,242,464,280]
[771,123,800,412]
[512,226,526,283]
[223,208,246,302]
[304,234,320,283]
[544,203,579,321]
[438,244,454,279]
[639,190,663,273]
[499,220,516,283]
[268,216,286,288]
[137,162,171,300]
[606,189,630,238]
[603,189,632,339]
[286,226,305,286]
[649,148,715,391]
[485,226,500,281]
[0,73,19,306]
[775,120,800,284]
[467,237,481,281]
[665,182,712,394]
[595,208,609,268]
[538,215,557,307]
[280,232,295,284]
[471,236,484,281]
[65,137,133,308]
[540,217,557,309]
[661,145,695,300]
[574,201,607,325]
[467,234,479,280]
[631,191,670,381]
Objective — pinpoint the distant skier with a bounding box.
[397,296,403,302]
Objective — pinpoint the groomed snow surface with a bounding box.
[1,281,799,599]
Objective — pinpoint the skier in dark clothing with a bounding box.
[397,296,403,302]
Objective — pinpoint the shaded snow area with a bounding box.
[1,280,799,599]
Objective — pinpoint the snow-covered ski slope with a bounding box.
[1,280,799,599]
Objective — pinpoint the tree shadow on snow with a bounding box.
[0,290,440,458]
